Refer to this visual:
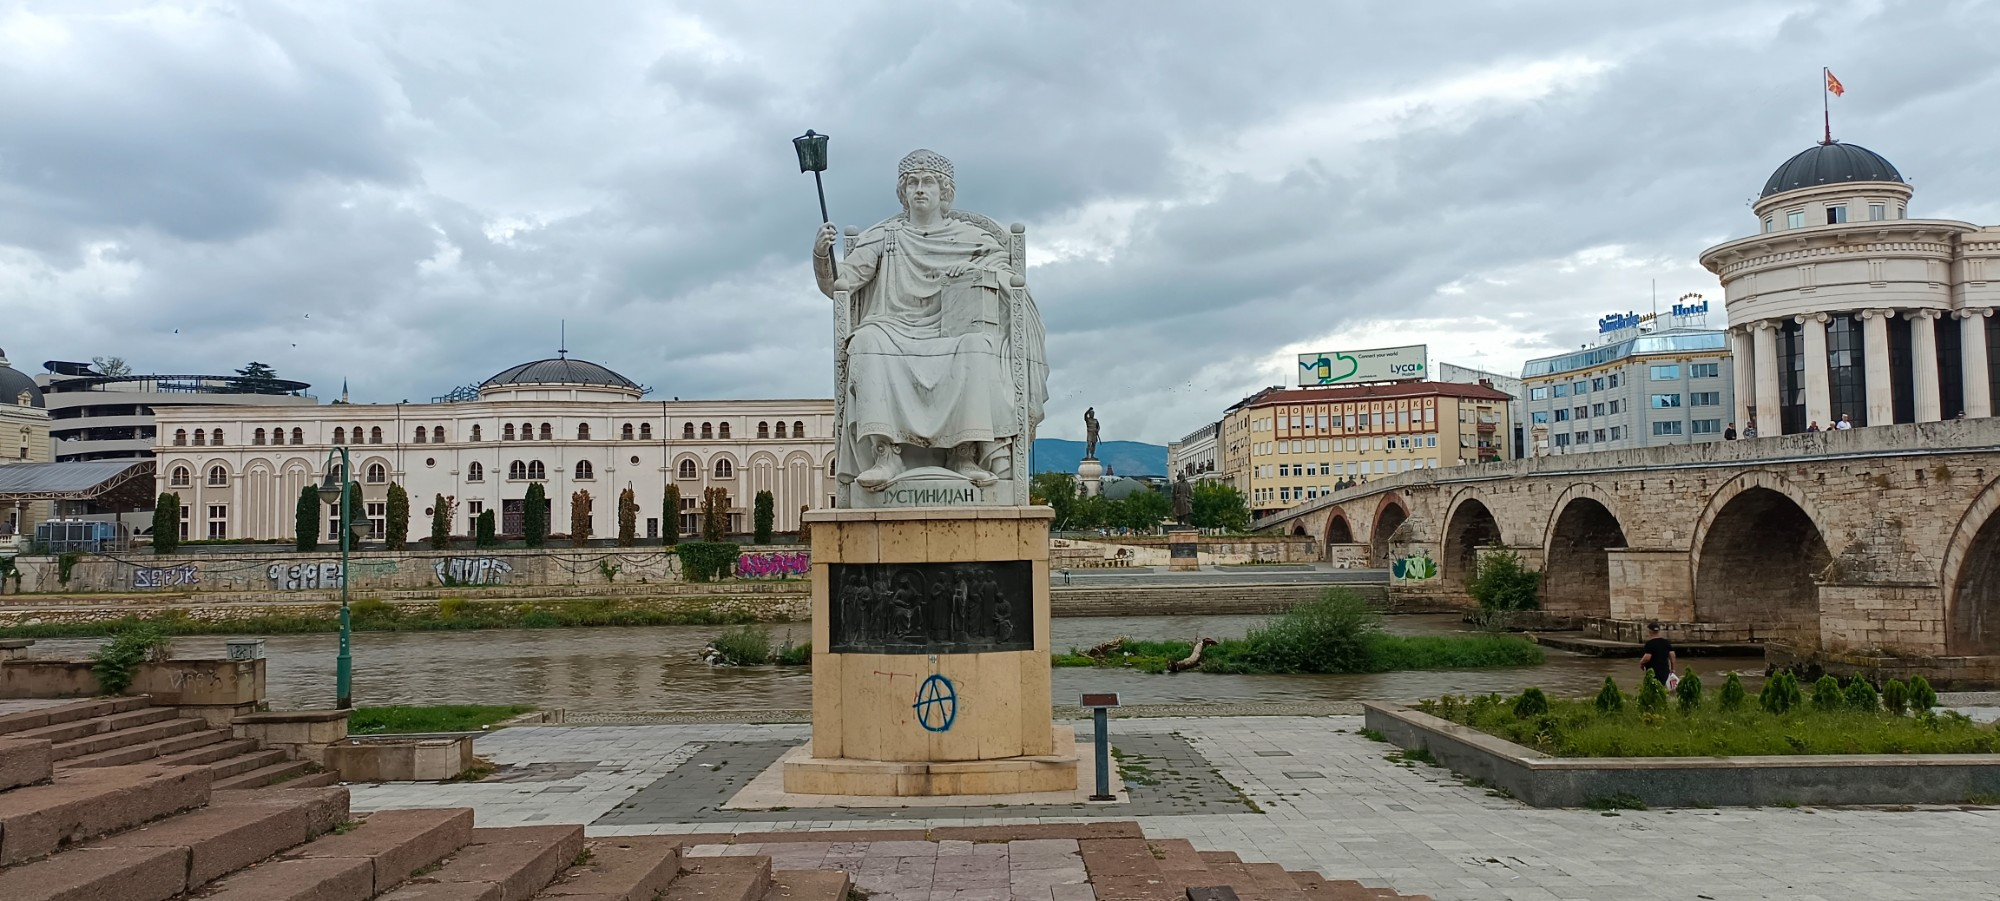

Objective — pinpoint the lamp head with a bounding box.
[791,130,829,173]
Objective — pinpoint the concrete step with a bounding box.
[49,715,208,761]
[0,764,211,866]
[153,737,263,768]
[664,857,773,901]
[0,737,53,790]
[199,748,290,781]
[198,807,475,900]
[1293,874,1411,901]
[286,771,343,789]
[1198,851,1242,865]
[0,785,350,901]
[760,869,849,901]
[533,836,683,899]
[60,725,229,767]
[1146,839,1212,875]
[0,697,150,736]
[13,706,180,746]
[212,757,321,791]
[379,824,586,901]
[1241,862,1309,901]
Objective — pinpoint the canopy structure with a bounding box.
[0,460,155,510]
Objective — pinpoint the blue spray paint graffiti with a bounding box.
[913,674,958,732]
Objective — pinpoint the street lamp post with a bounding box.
[791,129,835,279]
[317,446,363,709]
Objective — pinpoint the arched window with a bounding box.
[502,424,515,441]
[333,427,346,445]
[713,458,734,479]
[757,421,770,439]
[170,466,190,487]
[208,429,224,446]
[528,461,546,480]
[678,459,697,479]
[793,421,805,437]
[701,422,713,439]
[291,428,303,445]
[578,424,591,441]
[468,462,484,482]
[471,425,482,442]
[539,423,552,441]
[207,465,228,486]
[253,428,266,446]
[432,426,444,443]
[774,421,787,439]
[520,422,532,440]
[575,460,594,479]
[370,427,383,444]
[683,423,695,439]
[827,458,836,477]
[366,463,387,484]
[173,429,188,446]
[413,427,427,444]
[191,430,205,447]
[509,460,527,480]
[640,423,653,440]
[621,423,634,441]
[268,425,285,445]
[718,423,731,439]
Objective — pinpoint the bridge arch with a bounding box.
[1368,494,1409,566]
[1690,471,1830,642]
[1541,485,1628,617]
[1943,476,2000,655]
[1442,491,1502,587]
[1324,511,1355,546]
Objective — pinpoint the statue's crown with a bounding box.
[897,149,953,180]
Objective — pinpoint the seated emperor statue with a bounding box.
[813,149,1047,495]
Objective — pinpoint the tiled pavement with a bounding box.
[351,716,2000,900]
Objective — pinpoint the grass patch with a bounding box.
[348,705,535,735]
[1417,691,1999,757]
[0,597,765,639]
[1585,794,1648,811]
[706,626,810,666]
[1358,727,1387,742]
[331,819,361,835]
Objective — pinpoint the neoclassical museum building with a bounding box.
[151,356,833,543]
[1701,140,2000,434]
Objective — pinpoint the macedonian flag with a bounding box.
[1826,69,1845,96]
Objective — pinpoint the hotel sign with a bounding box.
[1297,344,1427,386]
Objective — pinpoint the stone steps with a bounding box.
[531,835,683,899]
[13,705,180,746]
[0,738,53,790]
[211,755,322,791]
[759,869,851,901]
[378,824,585,901]
[60,724,230,767]
[50,715,212,762]
[671,854,774,901]
[196,807,476,899]
[0,764,212,866]
[0,697,150,736]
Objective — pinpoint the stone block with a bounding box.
[0,738,52,790]
[294,807,475,894]
[325,738,475,783]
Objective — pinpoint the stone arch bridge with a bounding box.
[1256,420,2000,673]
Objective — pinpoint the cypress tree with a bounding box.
[385,482,410,550]
[662,485,681,546]
[429,493,450,550]
[617,487,638,547]
[295,484,321,552]
[151,493,180,555]
[753,490,774,544]
[523,483,547,548]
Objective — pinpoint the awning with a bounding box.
[0,460,155,505]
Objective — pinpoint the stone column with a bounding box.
[1729,328,1754,433]
[1752,321,1782,434]
[1860,309,1894,426]
[1909,309,1944,422]
[1798,313,1831,429]
[1958,309,1994,419]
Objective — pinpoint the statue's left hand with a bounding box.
[942,264,969,279]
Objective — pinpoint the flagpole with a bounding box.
[1822,67,1832,144]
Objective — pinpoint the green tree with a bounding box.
[295,484,321,552]
[700,487,728,541]
[151,493,180,554]
[1718,672,1748,710]
[233,361,287,394]
[1030,472,1078,529]
[429,493,451,550]
[1071,494,1112,530]
[523,483,548,548]
[1189,481,1251,531]
[570,490,593,547]
[753,490,775,544]
[345,481,364,545]
[1593,676,1625,714]
[662,485,681,546]
[1467,550,1541,613]
[1119,487,1171,532]
[1676,668,1703,713]
[91,355,132,377]
[617,487,638,547]
[1637,670,1668,713]
[476,510,497,548]
[384,482,410,550]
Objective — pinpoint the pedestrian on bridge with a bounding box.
[1724,422,1738,440]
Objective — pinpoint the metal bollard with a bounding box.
[1080,692,1120,801]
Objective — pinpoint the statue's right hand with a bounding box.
[813,223,837,259]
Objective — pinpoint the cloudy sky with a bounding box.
[4,1,1997,445]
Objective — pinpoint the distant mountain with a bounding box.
[1032,439,1168,477]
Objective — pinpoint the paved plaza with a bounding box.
[348,715,2000,900]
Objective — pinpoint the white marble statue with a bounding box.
[813,149,1047,507]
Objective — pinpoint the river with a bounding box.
[27,615,1766,712]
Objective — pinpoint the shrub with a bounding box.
[385,482,410,550]
[1675,668,1703,713]
[475,510,497,548]
[1718,672,1748,710]
[776,636,811,666]
[1512,687,1550,719]
[753,490,775,545]
[701,487,729,541]
[90,625,174,694]
[1882,678,1910,715]
[1909,675,1938,712]
[675,541,741,583]
[1760,671,1803,715]
[1466,550,1540,613]
[430,493,451,550]
[1239,589,1378,674]
[1844,676,1880,713]
[1637,670,1668,713]
[662,485,680,547]
[151,493,180,555]
[617,488,638,547]
[711,625,772,665]
[57,552,82,587]
[570,490,593,547]
[1594,677,1624,714]
[523,483,547,548]
[296,485,321,552]
[1811,674,1845,712]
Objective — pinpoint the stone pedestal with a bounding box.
[1076,459,1104,498]
[1167,528,1200,572]
[786,505,1077,797]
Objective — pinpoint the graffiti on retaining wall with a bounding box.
[736,551,809,579]
[1391,551,1437,582]
[433,557,515,586]
[267,562,345,591]
[913,673,958,732]
[133,564,201,590]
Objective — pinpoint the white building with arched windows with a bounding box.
[150,356,834,543]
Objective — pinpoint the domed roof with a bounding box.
[480,357,639,391]
[0,350,44,408]
[1761,142,1903,198]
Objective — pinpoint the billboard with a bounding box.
[1297,344,1427,386]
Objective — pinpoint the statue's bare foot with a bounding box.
[949,446,998,487]
[858,442,904,490]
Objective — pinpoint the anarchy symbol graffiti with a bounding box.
[912,674,958,733]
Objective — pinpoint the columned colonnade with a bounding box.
[1730,307,1995,434]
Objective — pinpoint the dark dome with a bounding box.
[1761,142,1903,198]
[0,352,44,408]
[481,357,639,390]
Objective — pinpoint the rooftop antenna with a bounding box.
[559,320,567,358]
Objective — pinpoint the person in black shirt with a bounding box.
[1639,623,1676,686]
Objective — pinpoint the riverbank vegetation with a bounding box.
[348,704,536,735]
[1421,672,1998,756]
[703,624,810,666]
[0,597,767,639]
[1054,589,1544,675]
